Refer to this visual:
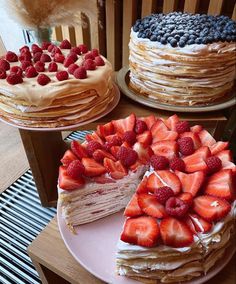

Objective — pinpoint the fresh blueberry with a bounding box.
[187,39,195,45]
[150,35,157,41]
[179,40,185,47]
[160,38,167,44]
[170,38,178,47]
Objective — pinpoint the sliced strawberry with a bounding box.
[138,193,167,218]
[189,214,212,233]
[81,157,106,177]
[204,169,234,200]
[130,159,143,172]
[137,130,152,146]
[136,176,148,194]
[151,120,178,143]
[184,216,197,234]
[112,113,136,134]
[146,173,163,192]
[110,146,120,158]
[151,140,178,160]
[85,132,104,144]
[60,149,78,167]
[179,132,201,149]
[190,125,203,133]
[92,175,115,184]
[164,114,179,131]
[103,158,127,179]
[175,170,205,196]
[93,149,116,162]
[193,195,231,222]
[198,129,216,147]
[215,150,232,163]
[183,146,210,173]
[121,141,131,148]
[133,142,153,164]
[96,122,114,138]
[139,115,157,130]
[71,140,88,159]
[178,192,193,206]
[210,141,229,155]
[105,134,122,143]
[121,216,160,247]
[160,217,194,248]
[124,194,143,217]
[58,166,85,190]
[151,119,168,134]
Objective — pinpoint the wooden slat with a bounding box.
[88,1,100,49]
[54,26,63,42]
[184,0,199,13]
[232,3,236,20]
[61,26,76,46]
[0,36,6,56]
[73,13,84,46]
[208,0,224,15]
[141,0,155,18]
[163,0,177,13]
[122,0,138,66]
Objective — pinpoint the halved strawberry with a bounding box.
[133,142,153,164]
[85,132,104,144]
[110,146,120,158]
[93,149,116,162]
[60,149,78,167]
[105,134,122,143]
[71,140,88,159]
[204,169,234,200]
[92,175,115,184]
[112,113,136,134]
[183,146,210,173]
[130,159,143,172]
[189,214,212,233]
[58,166,85,190]
[121,216,160,247]
[151,140,178,160]
[193,195,231,222]
[175,170,205,196]
[164,114,179,131]
[96,122,114,138]
[137,193,167,218]
[151,120,178,143]
[124,194,143,217]
[215,150,232,163]
[198,129,216,147]
[121,141,131,148]
[160,217,194,248]
[179,132,201,149]
[103,158,127,179]
[146,173,163,192]
[139,115,157,130]
[210,141,229,155]
[136,176,148,194]
[190,125,203,133]
[81,157,106,177]
[178,192,193,206]
[137,130,152,146]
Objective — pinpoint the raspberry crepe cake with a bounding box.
[0,40,113,128]
[129,12,236,106]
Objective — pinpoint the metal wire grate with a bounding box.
[0,130,91,284]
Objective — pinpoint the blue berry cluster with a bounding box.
[133,12,236,47]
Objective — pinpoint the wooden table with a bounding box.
[28,216,236,284]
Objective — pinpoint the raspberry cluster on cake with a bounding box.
[0,39,113,128]
[129,12,236,106]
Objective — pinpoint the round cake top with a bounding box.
[132,12,236,47]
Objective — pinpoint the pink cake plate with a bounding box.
[57,204,236,284]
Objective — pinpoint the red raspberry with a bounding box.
[25,66,38,78]
[31,44,42,54]
[68,51,78,61]
[0,69,6,79]
[73,66,87,79]
[37,74,51,86]
[5,51,18,62]
[33,52,43,62]
[54,53,65,63]
[40,53,51,63]
[135,120,148,134]
[71,47,81,55]
[108,136,123,147]
[21,61,32,71]
[117,146,138,167]
[79,44,88,54]
[206,156,222,174]
[19,46,30,53]
[10,66,23,77]
[165,197,189,218]
[154,186,174,204]
[83,59,96,70]
[56,71,69,81]
[47,44,56,52]
[41,41,51,50]
[66,160,85,179]
[123,131,136,145]
[84,52,95,60]
[64,56,75,67]
[175,121,190,134]
[68,63,79,75]
[0,59,10,71]
[150,155,169,170]
[91,48,99,57]
[94,56,105,66]
[178,137,194,156]
[86,141,103,156]
[48,62,58,72]
[19,52,32,62]
[169,157,185,172]
[93,150,105,163]
[6,73,23,85]
[60,39,71,49]
[34,61,45,72]
[51,46,62,56]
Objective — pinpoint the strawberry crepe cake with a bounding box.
[57,113,236,282]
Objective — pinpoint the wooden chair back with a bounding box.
[0,35,6,56]
[52,0,236,71]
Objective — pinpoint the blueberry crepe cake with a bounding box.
[129,12,236,105]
